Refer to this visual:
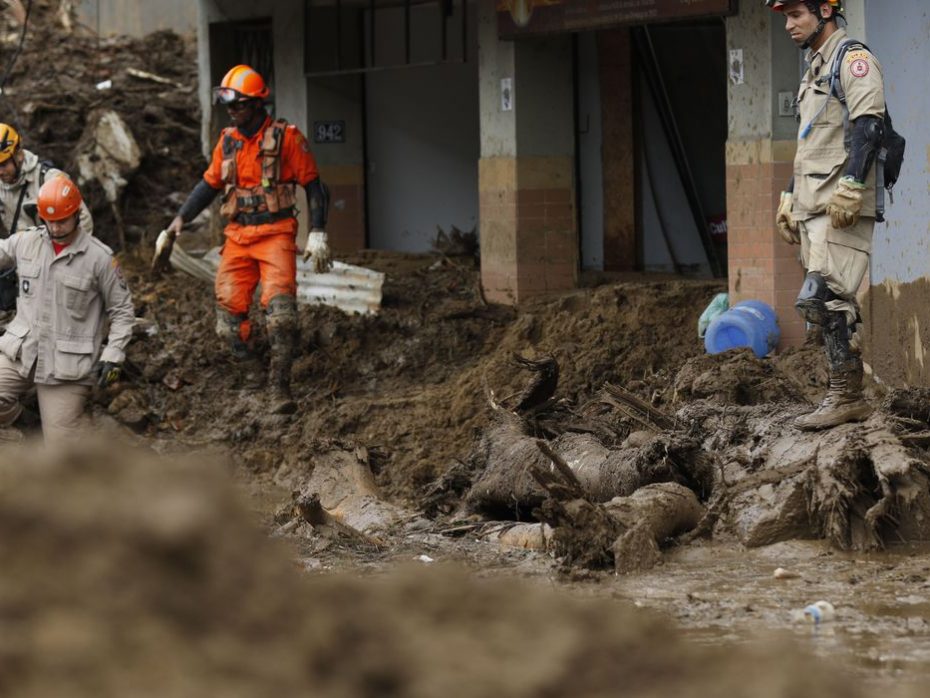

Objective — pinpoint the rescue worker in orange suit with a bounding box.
[166,65,330,413]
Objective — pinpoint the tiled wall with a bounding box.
[479,156,578,304]
[320,165,366,254]
[726,140,807,349]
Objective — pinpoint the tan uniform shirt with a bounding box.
[0,150,93,237]
[793,28,886,249]
[0,227,134,385]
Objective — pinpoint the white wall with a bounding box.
[79,0,197,36]
[864,0,930,284]
[365,2,479,252]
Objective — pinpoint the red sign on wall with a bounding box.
[498,0,737,38]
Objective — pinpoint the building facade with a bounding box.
[193,0,930,386]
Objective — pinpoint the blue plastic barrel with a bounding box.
[704,299,780,358]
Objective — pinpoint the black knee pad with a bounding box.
[795,272,838,325]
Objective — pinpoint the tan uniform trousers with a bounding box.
[0,354,90,444]
[799,214,873,327]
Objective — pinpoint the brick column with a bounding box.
[726,140,806,349]
[477,2,577,305]
[319,164,366,254]
[479,156,577,303]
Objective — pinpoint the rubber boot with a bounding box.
[795,311,872,430]
[266,296,298,415]
[216,307,263,389]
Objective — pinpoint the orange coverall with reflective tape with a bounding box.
[203,115,319,340]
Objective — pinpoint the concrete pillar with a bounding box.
[478,2,577,304]
[725,3,805,349]
[597,28,636,271]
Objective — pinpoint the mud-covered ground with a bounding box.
[4,4,930,693]
[62,246,926,690]
[3,444,925,698]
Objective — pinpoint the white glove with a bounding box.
[303,229,333,273]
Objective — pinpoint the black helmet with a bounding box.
[764,0,845,16]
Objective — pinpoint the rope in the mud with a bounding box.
[0,0,35,94]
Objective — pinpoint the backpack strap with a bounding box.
[830,39,867,106]
[829,39,888,221]
[38,160,53,187]
[801,39,861,138]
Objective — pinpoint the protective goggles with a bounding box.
[212,87,249,105]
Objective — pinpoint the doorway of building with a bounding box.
[576,20,728,277]
[634,21,728,277]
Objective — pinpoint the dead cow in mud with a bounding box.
[458,352,930,573]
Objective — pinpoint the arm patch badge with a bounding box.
[849,58,870,78]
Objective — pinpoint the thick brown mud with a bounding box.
[4,4,930,691]
[0,443,925,697]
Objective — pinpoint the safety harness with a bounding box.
[219,118,297,226]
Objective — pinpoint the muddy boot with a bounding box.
[266,295,298,415]
[795,311,872,431]
[216,307,264,390]
[795,360,872,430]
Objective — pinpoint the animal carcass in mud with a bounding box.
[461,413,706,573]
[460,356,930,571]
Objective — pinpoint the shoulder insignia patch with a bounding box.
[849,58,870,78]
[845,50,870,64]
[111,256,128,289]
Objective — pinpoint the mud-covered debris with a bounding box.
[537,483,704,573]
[511,353,559,412]
[672,349,808,406]
[1,442,910,697]
[0,4,201,249]
[282,447,418,535]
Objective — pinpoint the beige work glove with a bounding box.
[775,191,800,245]
[826,176,865,229]
[303,229,333,273]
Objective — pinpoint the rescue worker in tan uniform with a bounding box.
[0,124,94,322]
[0,177,134,443]
[165,64,330,413]
[768,0,885,430]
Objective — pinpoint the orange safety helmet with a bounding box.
[37,176,83,222]
[0,123,21,164]
[212,64,270,105]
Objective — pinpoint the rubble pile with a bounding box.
[0,1,201,249]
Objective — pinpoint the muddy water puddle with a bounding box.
[611,540,930,686]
